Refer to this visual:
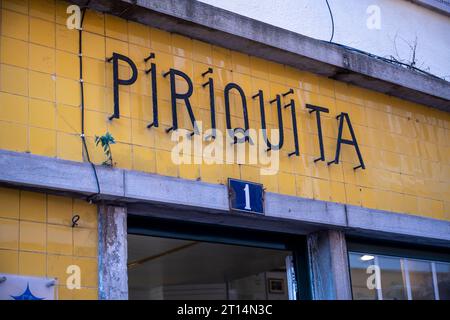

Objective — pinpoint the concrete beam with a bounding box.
[307,230,352,300]
[408,0,450,17]
[98,205,128,300]
[69,0,450,112]
[0,149,449,248]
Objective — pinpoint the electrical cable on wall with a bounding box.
[78,0,101,201]
[325,0,335,42]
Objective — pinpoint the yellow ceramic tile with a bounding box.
[128,21,150,48]
[312,178,331,201]
[47,195,73,226]
[151,28,171,53]
[330,181,346,203]
[0,249,18,274]
[110,142,132,169]
[20,191,46,222]
[0,187,20,219]
[47,254,73,283]
[295,175,313,199]
[29,99,56,129]
[19,251,46,277]
[30,17,55,47]
[105,14,128,41]
[72,257,97,287]
[29,127,57,157]
[56,24,78,53]
[0,64,28,95]
[84,84,106,112]
[403,194,418,215]
[172,34,192,59]
[29,0,55,21]
[0,36,28,68]
[212,45,231,69]
[29,43,56,74]
[84,110,107,137]
[73,287,98,300]
[192,40,212,65]
[82,136,104,163]
[73,228,97,257]
[83,9,105,35]
[2,0,28,14]
[156,149,178,177]
[105,87,130,117]
[278,172,296,196]
[19,220,46,252]
[0,92,28,124]
[56,104,81,134]
[57,132,82,161]
[345,184,362,206]
[73,199,97,229]
[83,57,106,86]
[57,285,73,300]
[0,218,19,250]
[259,174,279,193]
[29,71,56,101]
[55,0,71,25]
[200,161,224,184]
[82,31,105,60]
[131,119,155,147]
[130,45,152,73]
[231,51,250,75]
[56,77,80,106]
[1,9,29,41]
[0,121,28,152]
[133,145,156,173]
[56,50,78,79]
[130,68,150,94]
[47,224,73,255]
[107,117,131,143]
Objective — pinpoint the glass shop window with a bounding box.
[349,252,450,300]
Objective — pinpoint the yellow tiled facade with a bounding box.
[0,187,98,299]
[0,0,449,224]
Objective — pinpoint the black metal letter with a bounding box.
[306,104,329,162]
[144,53,158,128]
[202,68,216,140]
[107,52,138,120]
[252,91,284,151]
[163,68,198,135]
[224,83,250,144]
[284,99,299,157]
[328,112,365,170]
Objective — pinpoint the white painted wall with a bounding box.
[199,0,450,80]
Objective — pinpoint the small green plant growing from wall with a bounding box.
[95,132,115,166]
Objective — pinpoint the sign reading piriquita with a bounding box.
[105,52,365,171]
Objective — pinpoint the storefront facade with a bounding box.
[0,0,449,300]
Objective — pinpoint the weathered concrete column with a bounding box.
[307,230,352,300]
[98,205,128,300]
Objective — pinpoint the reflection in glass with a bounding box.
[349,253,377,300]
[378,256,407,300]
[435,262,450,300]
[407,259,435,300]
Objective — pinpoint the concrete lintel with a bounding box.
[0,149,449,247]
[98,205,128,300]
[345,205,450,243]
[408,0,450,17]
[0,150,124,198]
[69,0,450,112]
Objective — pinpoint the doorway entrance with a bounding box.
[127,215,306,300]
